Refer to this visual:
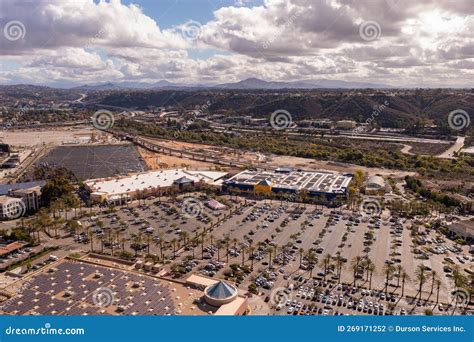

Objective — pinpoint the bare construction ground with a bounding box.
[0,126,103,147]
[138,147,219,171]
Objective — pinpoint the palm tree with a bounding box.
[224,235,231,263]
[396,265,404,288]
[351,256,363,286]
[62,195,71,221]
[367,262,376,289]
[201,231,207,259]
[334,253,345,283]
[216,240,222,261]
[170,238,178,259]
[430,270,437,295]
[52,216,63,237]
[70,196,80,218]
[190,238,197,259]
[240,243,246,266]
[180,231,189,248]
[383,264,395,294]
[50,200,60,219]
[89,231,94,252]
[307,251,317,278]
[452,266,464,288]
[99,234,105,253]
[155,232,165,260]
[131,232,143,256]
[320,254,332,281]
[415,265,428,301]
[266,246,273,268]
[146,234,151,255]
[401,271,410,297]
[435,280,441,304]
[248,246,255,270]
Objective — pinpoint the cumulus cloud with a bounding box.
[0,0,473,87]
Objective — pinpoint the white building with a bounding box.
[8,186,41,212]
[85,169,228,203]
[336,120,357,130]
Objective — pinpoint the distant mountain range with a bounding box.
[72,77,392,90]
[214,77,390,89]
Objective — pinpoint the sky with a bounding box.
[0,0,473,88]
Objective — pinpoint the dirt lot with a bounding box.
[138,147,218,170]
[0,126,103,147]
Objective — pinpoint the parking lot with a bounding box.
[6,193,471,316]
[181,199,470,315]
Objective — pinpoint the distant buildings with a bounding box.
[224,168,352,204]
[448,220,473,243]
[336,120,357,130]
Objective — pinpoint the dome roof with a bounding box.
[258,179,272,186]
[367,175,385,188]
[206,281,236,300]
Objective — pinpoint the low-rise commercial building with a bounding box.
[85,169,228,204]
[224,168,352,204]
[8,186,41,212]
[336,120,357,130]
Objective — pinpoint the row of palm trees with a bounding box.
[30,193,468,310]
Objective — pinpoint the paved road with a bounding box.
[438,136,465,159]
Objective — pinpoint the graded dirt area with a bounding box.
[0,126,99,147]
[138,147,219,170]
